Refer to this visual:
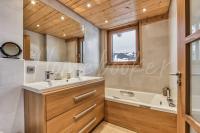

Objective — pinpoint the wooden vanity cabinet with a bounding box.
[24,80,105,133]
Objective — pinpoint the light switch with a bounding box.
[27,66,35,74]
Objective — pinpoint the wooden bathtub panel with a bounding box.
[105,100,177,133]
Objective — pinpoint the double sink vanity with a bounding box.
[23,76,105,133]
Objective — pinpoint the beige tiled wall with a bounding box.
[0,59,24,133]
[169,0,178,102]
[0,0,24,132]
[99,20,170,94]
[24,30,46,61]
[24,61,86,83]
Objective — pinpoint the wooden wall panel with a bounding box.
[23,35,31,60]
[58,0,171,29]
[105,100,177,133]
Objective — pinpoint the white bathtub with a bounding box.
[105,88,177,114]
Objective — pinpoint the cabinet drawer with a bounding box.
[47,95,104,133]
[46,81,104,120]
[74,103,104,133]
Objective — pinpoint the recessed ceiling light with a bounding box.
[31,0,36,5]
[36,24,40,27]
[105,20,108,23]
[61,16,65,20]
[87,3,91,8]
[143,8,147,13]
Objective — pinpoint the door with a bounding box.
[77,37,84,63]
[23,35,31,60]
[177,0,200,133]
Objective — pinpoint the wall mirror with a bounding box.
[23,0,84,63]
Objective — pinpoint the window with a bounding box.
[107,25,140,65]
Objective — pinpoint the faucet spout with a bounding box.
[162,87,171,100]
[45,71,54,81]
[76,70,83,78]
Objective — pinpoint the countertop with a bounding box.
[23,76,104,94]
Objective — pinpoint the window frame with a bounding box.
[107,24,140,66]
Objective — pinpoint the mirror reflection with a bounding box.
[23,0,84,63]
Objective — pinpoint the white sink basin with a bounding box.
[23,76,104,93]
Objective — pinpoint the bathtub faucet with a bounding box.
[162,87,176,107]
[162,87,171,100]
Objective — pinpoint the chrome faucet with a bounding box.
[162,87,171,100]
[162,87,176,107]
[45,71,54,82]
[76,70,83,78]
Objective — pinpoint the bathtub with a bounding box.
[105,88,177,133]
[105,88,177,114]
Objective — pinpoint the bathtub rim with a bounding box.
[105,88,177,114]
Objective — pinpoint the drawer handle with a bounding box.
[74,104,97,121]
[78,118,96,133]
[74,90,96,103]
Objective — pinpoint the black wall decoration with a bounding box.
[0,42,22,58]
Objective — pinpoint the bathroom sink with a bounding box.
[23,76,104,93]
[64,76,102,83]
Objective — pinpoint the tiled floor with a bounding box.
[92,122,136,133]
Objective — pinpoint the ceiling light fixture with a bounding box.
[61,16,65,20]
[143,8,147,13]
[31,0,36,5]
[105,20,108,23]
[87,3,91,8]
[36,24,40,27]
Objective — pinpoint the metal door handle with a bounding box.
[170,72,181,77]
[170,72,181,86]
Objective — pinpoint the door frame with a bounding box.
[177,0,200,132]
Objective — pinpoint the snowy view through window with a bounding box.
[112,30,137,62]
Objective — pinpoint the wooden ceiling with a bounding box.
[58,0,171,29]
[24,0,84,39]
